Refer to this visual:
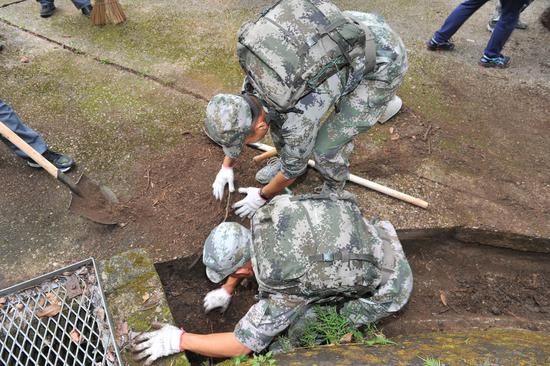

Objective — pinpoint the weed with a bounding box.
[252,351,276,366]
[419,356,446,366]
[277,336,294,353]
[232,355,249,365]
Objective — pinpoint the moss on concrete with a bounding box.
[99,249,190,366]
[259,328,550,366]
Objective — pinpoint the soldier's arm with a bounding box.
[180,332,251,358]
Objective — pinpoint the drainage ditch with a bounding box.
[156,234,550,364]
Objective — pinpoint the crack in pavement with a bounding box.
[0,15,209,102]
[0,0,28,9]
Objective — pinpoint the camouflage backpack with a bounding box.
[250,194,384,299]
[237,0,376,113]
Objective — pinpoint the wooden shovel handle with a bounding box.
[0,120,59,178]
[253,148,278,163]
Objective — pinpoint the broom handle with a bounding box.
[247,142,429,209]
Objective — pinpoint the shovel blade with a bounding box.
[69,175,119,225]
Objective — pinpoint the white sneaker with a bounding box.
[378,95,402,124]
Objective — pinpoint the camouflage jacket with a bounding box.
[243,11,407,179]
[234,194,413,352]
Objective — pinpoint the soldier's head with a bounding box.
[203,222,253,283]
[204,93,268,159]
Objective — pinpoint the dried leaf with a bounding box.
[38,297,46,307]
[70,329,81,344]
[106,349,115,362]
[340,332,353,343]
[65,275,82,299]
[389,127,394,134]
[390,133,400,141]
[20,56,30,63]
[439,290,448,307]
[142,293,150,303]
[95,307,105,322]
[16,303,24,311]
[37,303,61,318]
[46,292,60,305]
[0,297,6,305]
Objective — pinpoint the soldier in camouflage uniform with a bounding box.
[205,8,407,218]
[133,193,412,362]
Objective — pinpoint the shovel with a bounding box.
[0,121,119,224]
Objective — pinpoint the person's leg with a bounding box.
[340,221,413,327]
[314,41,407,192]
[482,0,526,59]
[36,0,56,18]
[0,100,48,158]
[70,0,91,9]
[432,0,491,43]
[0,100,75,171]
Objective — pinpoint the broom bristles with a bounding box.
[91,0,106,26]
[105,0,126,25]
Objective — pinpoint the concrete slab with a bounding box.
[244,328,550,366]
[99,249,189,365]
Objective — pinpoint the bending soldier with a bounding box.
[133,193,413,363]
[205,2,407,218]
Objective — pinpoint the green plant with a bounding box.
[252,351,276,366]
[277,336,294,353]
[232,355,249,365]
[419,356,445,366]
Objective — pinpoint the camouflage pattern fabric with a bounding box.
[204,94,253,159]
[234,194,413,352]
[203,222,252,283]
[259,12,407,186]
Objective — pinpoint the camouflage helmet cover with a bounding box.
[204,94,253,159]
[203,222,252,283]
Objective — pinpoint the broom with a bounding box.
[91,0,106,26]
[105,0,126,25]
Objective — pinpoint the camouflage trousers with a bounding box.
[284,220,413,347]
[313,12,408,192]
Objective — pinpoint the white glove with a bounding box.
[212,165,235,200]
[203,287,232,313]
[133,324,183,366]
[232,187,267,218]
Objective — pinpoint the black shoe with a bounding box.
[426,37,455,51]
[27,150,76,173]
[479,54,510,69]
[0,43,4,52]
[40,2,56,18]
[81,5,92,17]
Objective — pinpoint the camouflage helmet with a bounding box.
[204,94,253,159]
[203,222,252,283]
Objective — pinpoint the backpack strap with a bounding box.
[309,250,377,264]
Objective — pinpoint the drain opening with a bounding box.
[0,259,121,366]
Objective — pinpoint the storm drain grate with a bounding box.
[0,259,121,366]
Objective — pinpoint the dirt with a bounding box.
[110,134,261,258]
[156,237,550,363]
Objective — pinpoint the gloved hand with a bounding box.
[232,187,267,218]
[212,165,235,200]
[133,324,183,366]
[203,287,232,313]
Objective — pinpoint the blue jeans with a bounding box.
[0,100,48,159]
[433,0,529,57]
[37,0,91,10]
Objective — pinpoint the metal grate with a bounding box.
[0,259,121,366]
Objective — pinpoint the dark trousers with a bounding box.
[0,100,48,158]
[36,0,90,10]
[433,0,529,57]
